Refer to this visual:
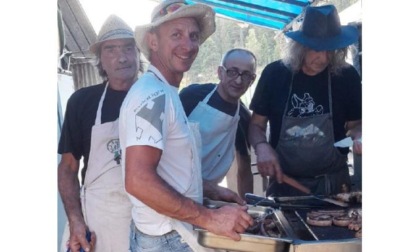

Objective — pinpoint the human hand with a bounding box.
[213,186,246,205]
[68,222,96,252]
[203,182,246,205]
[352,138,362,155]
[205,205,253,241]
[255,143,283,183]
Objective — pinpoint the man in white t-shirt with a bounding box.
[119,1,253,251]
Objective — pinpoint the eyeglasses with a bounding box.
[152,2,187,21]
[221,66,256,83]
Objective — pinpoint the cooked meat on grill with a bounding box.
[348,220,362,231]
[333,215,353,227]
[306,214,333,226]
[307,209,346,218]
[245,212,282,238]
[306,207,362,238]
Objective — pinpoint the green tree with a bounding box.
[184,17,250,86]
[182,16,281,107]
[245,27,279,69]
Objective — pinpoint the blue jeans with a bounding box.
[130,223,194,252]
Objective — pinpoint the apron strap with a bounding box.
[95,82,109,125]
[327,70,333,121]
[202,85,241,117]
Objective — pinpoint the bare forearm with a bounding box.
[236,153,253,199]
[248,113,270,150]
[58,162,84,224]
[248,114,283,182]
[203,180,219,199]
[248,123,267,147]
[126,146,209,226]
[126,166,210,228]
[203,179,246,205]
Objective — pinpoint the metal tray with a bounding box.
[278,205,362,252]
[196,205,293,252]
[197,202,361,252]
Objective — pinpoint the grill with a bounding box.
[197,195,361,252]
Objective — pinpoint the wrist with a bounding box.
[253,140,268,149]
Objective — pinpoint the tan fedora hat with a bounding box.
[135,0,216,60]
[89,14,135,54]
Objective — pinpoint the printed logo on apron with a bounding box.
[107,139,121,164]
[274,72,348,195]
[81,83,132,252]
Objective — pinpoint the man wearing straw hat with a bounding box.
[249,4,362,197]
[58,15,143,252]
[119,1,253,251]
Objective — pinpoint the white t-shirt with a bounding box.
[119,65,201,235]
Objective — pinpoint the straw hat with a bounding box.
[89,15,135,54]
[135,0,216,59]
[285,5,359,51]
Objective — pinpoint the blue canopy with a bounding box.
[186,0,313,30]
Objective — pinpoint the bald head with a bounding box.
[220,48,257,72]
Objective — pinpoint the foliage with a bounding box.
[183,16,281,94]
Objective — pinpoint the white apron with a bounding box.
[81,83,133,251]
[187,86,240,183]
[170,121,224,252]
[170,121,212,252]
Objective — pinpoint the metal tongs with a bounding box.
[252,169,311,195]
[245,193,323,209]
[253,171,348,207]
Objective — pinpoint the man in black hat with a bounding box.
[248,4,362,197]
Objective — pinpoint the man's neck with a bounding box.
[216,84,239,104]
[301,65,327,76]
[148,56,184,87]
[108,77,137,91]
[152,65,183,88]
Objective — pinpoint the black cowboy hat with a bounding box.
[285,5,359,51]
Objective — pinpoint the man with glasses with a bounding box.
[180,48,257,203]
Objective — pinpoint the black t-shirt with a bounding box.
[58,82,128,184]
[250,60,362,154]
[179,83,251,156]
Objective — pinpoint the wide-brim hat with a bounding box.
[89,14,135,54]
[285,5,359,51]
[135,0,216,60]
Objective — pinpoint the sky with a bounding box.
[79,0,159,33]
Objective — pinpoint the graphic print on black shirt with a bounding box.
[287,92,324,117]
[285,69,330,119]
